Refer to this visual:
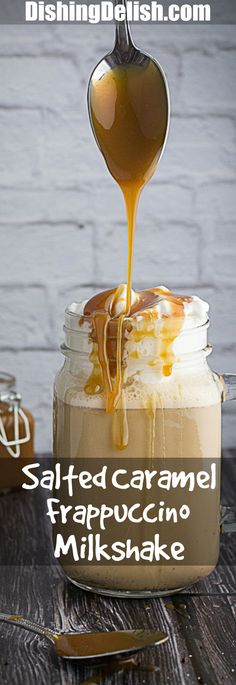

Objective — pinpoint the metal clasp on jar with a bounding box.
[0,391,31,459]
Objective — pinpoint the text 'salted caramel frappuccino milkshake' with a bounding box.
[54,285,222,595]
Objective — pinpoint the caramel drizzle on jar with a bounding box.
[86,60,190,450]
[82,287,192,417]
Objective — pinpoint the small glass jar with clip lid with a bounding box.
[0,372,34,492]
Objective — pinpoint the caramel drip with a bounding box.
[82,287,192,422]
[84,290,126,414]
[147,394,157,464]
[112,391,129,450]
[121,183,141,312]
[159,297,188,376]
[84,344,103,395]
[93,313,112,404]
[107,314,125,413]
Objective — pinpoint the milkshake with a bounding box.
[53,285,222,595]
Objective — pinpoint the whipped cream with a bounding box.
[65,285,209,361]
[110,283,209,329]
[59,286,219,410]
[68,285,209,327]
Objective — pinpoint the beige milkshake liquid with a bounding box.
[54,401,220,461]
[54,348,222,593]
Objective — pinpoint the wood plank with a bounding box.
[0,566,62,685]
[172,594,236,685]
[52,585,197,685]
[221,450,236,503]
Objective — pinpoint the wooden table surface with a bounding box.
[0,451,235,685]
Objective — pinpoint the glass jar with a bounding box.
[53,305,235,597]
[0,372,34,491]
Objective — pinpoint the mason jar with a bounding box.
[53,302,235,597]
[0,372,34,491]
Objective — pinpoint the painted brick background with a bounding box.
[0,24,235,451]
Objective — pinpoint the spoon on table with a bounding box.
[0,613,168,660]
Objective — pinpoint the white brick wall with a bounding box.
[0,24,235,451]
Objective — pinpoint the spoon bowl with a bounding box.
[0,613,168,661]
[87,0,170,180]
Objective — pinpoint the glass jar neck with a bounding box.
[0,372,16,394]
[62,348,211,377]
[62,315,210,369]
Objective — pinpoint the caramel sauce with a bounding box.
[5,617,166,665]
[90,61,168,312]
[83,287,191,419]
[55,628,165,658]
[80,657,159,685]
[86,58,190,444]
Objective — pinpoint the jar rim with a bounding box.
[64,314,210,338]
[0,372,16,388]
[63,302,210,359]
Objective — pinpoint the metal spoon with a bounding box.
[0,613,168,660]
[87,0,170,169]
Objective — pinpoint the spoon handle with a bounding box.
[114,0,133,53]
[0,612,55,643]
